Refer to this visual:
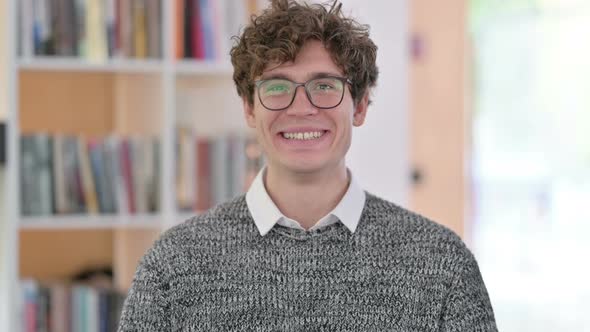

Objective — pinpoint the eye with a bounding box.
[262,80,291,95]
[266,84,288,92]
[312,81,335,91]
[316,83,334,90]
[309,78,342,93]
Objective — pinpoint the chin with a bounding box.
[277,156,335,174]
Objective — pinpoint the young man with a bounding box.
[118,1,497,331]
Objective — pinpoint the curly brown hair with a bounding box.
[230,0,378,107]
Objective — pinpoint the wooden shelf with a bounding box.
[19,214,163,230]
[17,57,164,73]
[16,57,234,76]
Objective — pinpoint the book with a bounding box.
[20,134,53,216]
[86,0,108,61]
[191,0,205,59]
[99,137,118,214]
[195,137,211,211]
[132,0,147,58]
[146,0,162,58]
[175,0,185,59]
[52,134,68,214]
[176,127,196,210]
[34,133,54,215]
[104,135,128,214]
[49,283,70,332]
[21,279,39,332]
[119,138,136,214]
[78,135,99,214]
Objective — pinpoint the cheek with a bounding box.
[257,113,279,140]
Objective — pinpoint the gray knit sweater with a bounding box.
[118,193,497,331]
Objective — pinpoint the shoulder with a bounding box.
[159,194,253,243]
[361,192,471,259]
[140,195,255,265]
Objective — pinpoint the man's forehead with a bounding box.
[259,68,344,81]
[257,40,345,79]
[259,62,345,81]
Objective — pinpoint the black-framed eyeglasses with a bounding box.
[254,76,353,111]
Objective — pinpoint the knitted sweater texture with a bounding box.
[118,193,497,331]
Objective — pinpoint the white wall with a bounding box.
[341,0,410,207]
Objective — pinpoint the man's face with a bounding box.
[243,40,369,175]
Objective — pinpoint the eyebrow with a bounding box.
[259,72,344,81]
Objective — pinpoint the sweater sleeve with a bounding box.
[439,248,498,332]
[117,247,171,332]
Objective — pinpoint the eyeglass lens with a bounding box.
[258,77,345,110]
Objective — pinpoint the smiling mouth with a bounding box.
[280,130,328,140]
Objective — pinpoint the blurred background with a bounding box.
[1,0,589,331]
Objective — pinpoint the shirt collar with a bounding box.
[246,166,366,236]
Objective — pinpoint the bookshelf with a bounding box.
[17,57,165,73]
[2,0,261,331]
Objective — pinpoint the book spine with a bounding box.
[195,137,210,211]
[100,138,118,214]
[21,279,39,332]
[21,0,35,58]
[107,136,128,214]
[74,0,87,57]
[198,0,214,60]
[77,136,99,214]
[183,0,193,58]
[88,139,108,213]
[86,0,108,61]
[131,138,148,214]
[146,0,161,58]
[120,138,136,214]
[52,135,69,214]
[104,0,116,57]
[150,139,161,212]
[35,134,53,215]
[175,0,184,59]
[20,135,35,216]
[132,0,147,58]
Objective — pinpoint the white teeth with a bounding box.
[282,131,325,140]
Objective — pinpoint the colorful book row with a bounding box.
[176,128,264,212]
[18,0,162,60]
[21,279,125,332]
[175,0,255,60]
[20,134,160,216]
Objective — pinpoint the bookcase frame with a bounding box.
[1,1,257,330]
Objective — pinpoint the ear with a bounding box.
[352,91,370,127]
[243,97,257,129]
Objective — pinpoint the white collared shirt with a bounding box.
[246,167,366,236]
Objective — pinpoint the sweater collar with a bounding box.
[246,166,366,236]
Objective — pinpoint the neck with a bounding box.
[264,162,350,230]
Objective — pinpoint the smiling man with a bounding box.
[118,1,497,331]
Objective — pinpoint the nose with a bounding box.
[285,85,319,116]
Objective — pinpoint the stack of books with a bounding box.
[20,134,160,216]
[18,0,162,60]
[21,279,125,332]
[176,127,264,211]
[175,0,254,61]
